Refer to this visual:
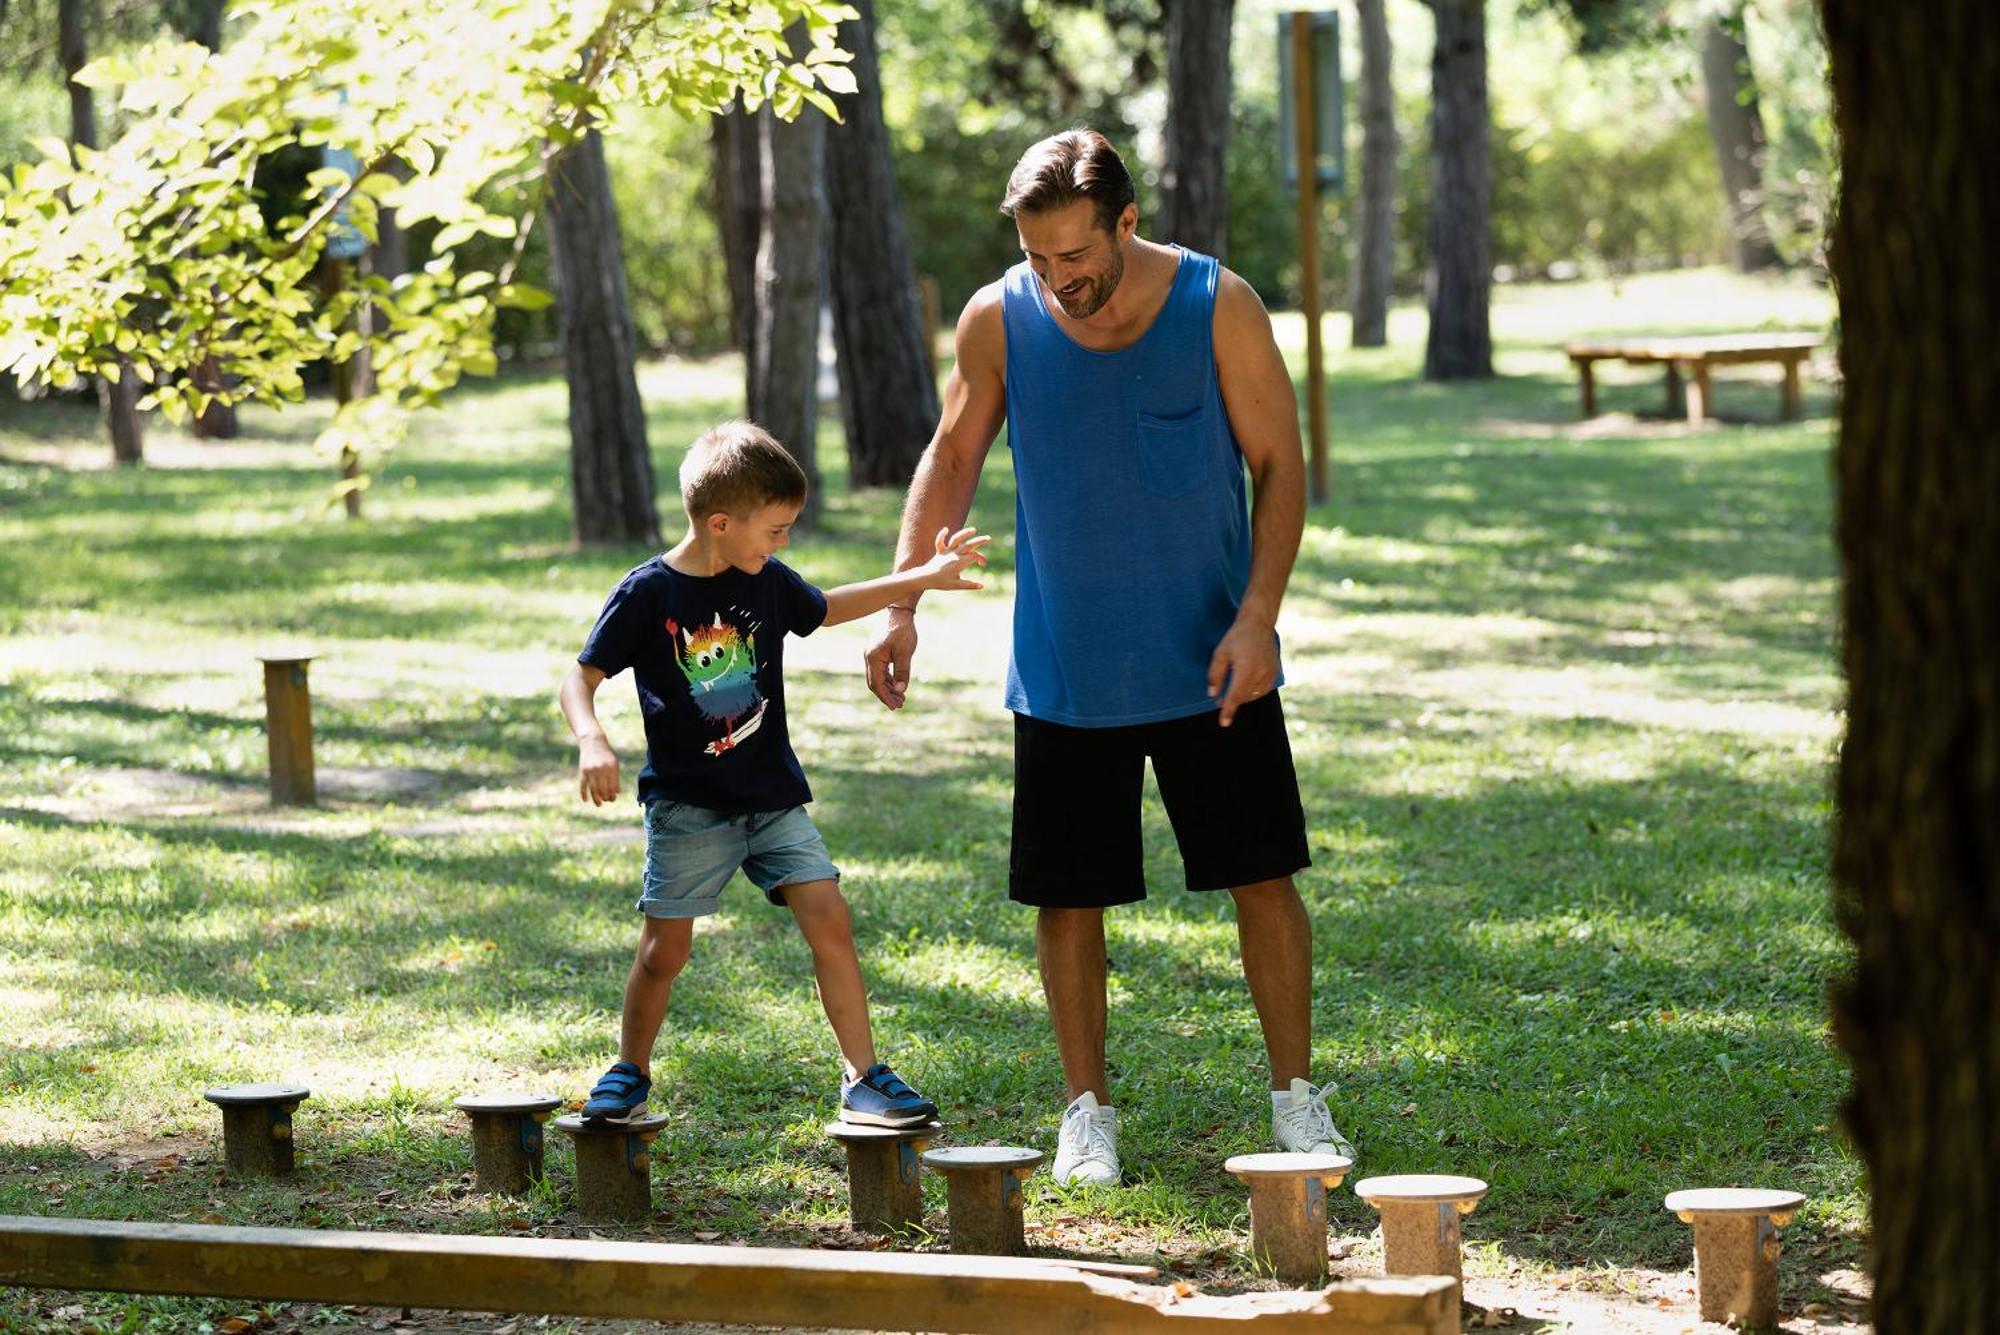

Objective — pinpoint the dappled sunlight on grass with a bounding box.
[1,270,1860,1303]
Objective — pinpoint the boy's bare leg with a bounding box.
[619,915,694,1076]
[1035,906,1110,1102]
[780,880,878,1077]
[1229,876,1312,1087]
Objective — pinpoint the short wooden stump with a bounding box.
[1664,1187,1806,1329]
[555,1112,669,1222]
[455,1092,563,1195]
[203,1083,311,1179]
[919,1146,1043,1255]
[826,1120,944,1234]
[1354,1174,1489,1286]
[1224,1152,1353,1285]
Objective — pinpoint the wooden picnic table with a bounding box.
[1564,332,1819,424]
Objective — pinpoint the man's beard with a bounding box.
[1053,245,1124,319]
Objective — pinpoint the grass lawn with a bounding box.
[0,267,1862,1331]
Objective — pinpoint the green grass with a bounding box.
[0,266,1858,1329]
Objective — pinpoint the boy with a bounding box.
[559,420,988,1128]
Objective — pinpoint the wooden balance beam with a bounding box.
[0,1215,1457,1334]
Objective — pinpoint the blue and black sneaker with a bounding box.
[581,1060,651,1126]
[839,1063,938,1128]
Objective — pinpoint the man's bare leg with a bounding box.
[1230,876,1312,1086]
[1036,905,1109,1101]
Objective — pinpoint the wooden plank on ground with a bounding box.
[0,1215,1459,1334]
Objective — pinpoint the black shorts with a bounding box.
[1009,692,1311,908]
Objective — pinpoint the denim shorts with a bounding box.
[638,800,840,919]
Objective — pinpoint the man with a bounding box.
[864,130,1353,1185]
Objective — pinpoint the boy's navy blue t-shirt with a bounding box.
[578,556,828,814]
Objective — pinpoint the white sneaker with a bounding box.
[1052,1091,1121,1186]
[1273,1077,1357,1160]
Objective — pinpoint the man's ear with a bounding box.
[1116,202,1138,244]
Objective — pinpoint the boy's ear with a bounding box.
[705,511,732,537]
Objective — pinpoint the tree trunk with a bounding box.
[825,0,940,490]
[1156,0,1234,262]
[1825,5,2000,1331]
[753,94,826,525]
[1700,9,1783,272]
[546,127,661,547]
[712,104,763,368]
[185,0,238,440]
[1421,0,1492,381]
[1350,0,1397,348]
[61,0,144,463]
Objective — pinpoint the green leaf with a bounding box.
[72,55,140,89]
[494,284,553,312]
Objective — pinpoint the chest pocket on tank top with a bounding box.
[1135,407,1211,497]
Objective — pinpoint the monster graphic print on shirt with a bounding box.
[666,613,768,756]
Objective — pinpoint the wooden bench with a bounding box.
[1564,333,1818,424]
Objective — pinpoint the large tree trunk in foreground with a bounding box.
[712,103,763,367]
[1350,0,1397,348]
[62,0,144,463]
[1156,0,1234,262]
[825,0,939,490]
[752,93,825,526]
[1825,4,2000,1331]
[547,128,660,547]
[1700,8,1783,273]
[1421,0,1491,380]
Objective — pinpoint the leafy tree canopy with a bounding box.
[0,0,855,460]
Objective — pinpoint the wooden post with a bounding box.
[203,1084,311,1180]
[918,274,941,389]
[456,1093,563,1196]
[920,1147,1043,1255]
[1292,11,1330,506]
[557,1113,667,1222]
[1780,354,1803,420]
[257,656,315,806]
[1354,1175,1489,1288]
[1664,1188,1805,1330]
[1574,356,1596,418]
[827,1120,942,1235]
[1686,359,1713,425]
[1224,1152,1351,1286]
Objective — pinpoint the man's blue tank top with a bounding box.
[1001,247,1275,727]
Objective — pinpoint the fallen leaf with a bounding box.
[693,1230,723,1241]
[217,1318,253,1334]
[1171,1280,1195,1299]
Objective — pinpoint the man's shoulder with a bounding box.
[955,280,1009,376]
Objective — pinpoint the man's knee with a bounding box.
[1229,876,1300,910]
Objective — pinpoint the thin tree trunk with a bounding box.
[185,0,238,440]
[1700,9,1783,272]
[1422,0,1491,380]
[547,128,660,547]
[1825,4,2000,1330]
[825,0,939,490]
[712,104,762,368]
[1156,0,1234,261]
[753,92,826,526]
[1350,0,1397,348]
[61,0,144,463]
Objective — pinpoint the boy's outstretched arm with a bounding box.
[821,526,991,628]
[559,663,620,805]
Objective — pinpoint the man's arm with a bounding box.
[559,662,620,805]
[1208,268,1309,727]
[863,283,1009,710]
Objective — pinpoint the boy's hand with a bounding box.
[915,526,990,591]
[578,736,620,805]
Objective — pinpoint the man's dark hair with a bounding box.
[679,420,809,519]
[999,129,1136,234]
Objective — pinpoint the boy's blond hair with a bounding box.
[680,420,809,520]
